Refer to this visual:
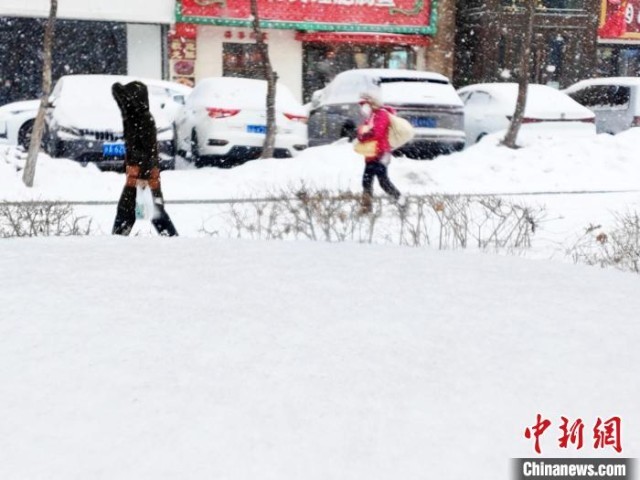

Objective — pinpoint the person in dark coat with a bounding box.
[111,80,178,236]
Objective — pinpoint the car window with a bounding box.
[569,85,630,110]
[465,91,492,107]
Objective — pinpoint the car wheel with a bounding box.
[340,121,357,141]
[190,129,201,165]
[18,120,35,150]
[44,129,61,157]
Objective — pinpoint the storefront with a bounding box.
[455,0,598,89]
[597,0,640,76]
[174,0,436,102]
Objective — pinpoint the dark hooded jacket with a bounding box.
[112,81,159,180]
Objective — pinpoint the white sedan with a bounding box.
[175,77,308,168]
[457,83,596,146]
[0,99,40,149]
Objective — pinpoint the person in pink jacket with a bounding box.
[356,91,403,214]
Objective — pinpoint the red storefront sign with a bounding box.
[176,0,435,35]
[599,0,640,40]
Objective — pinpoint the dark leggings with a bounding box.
[362,161,401,199]
[113,186,178,237]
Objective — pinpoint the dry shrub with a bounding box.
[569,212,640,273]
[221,187,544,252]
[0,202,93,238]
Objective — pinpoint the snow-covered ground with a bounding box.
[1,238,638,479]
[2,130,640,256]
[3,130,640,202]
[1,131,638,478]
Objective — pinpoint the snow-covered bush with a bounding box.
[219,188,544,252]
[0,202,93,238]
[569,212,640,273]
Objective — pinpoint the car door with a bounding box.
[462,90,493,144]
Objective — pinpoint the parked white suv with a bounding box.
[44,74,191,170]
[564,77,640,134]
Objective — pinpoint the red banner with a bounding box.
[177,0,435,35]
[599,0,640,40]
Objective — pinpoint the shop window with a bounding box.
[223,43,266,80]
[501,0,584,9]
[302,44,416,102]
[539,0,584,9]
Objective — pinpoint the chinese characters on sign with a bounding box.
[178,0,434,35]
[524,415,622,455]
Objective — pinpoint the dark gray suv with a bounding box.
[307,69,465,159]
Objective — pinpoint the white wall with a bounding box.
[127,24,164,79]
[0,0,174,24]
[196,26,303,103]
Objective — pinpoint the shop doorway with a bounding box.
[302,43,416,103]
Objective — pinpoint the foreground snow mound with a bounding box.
[0,238,638,479]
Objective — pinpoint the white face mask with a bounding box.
[361,104,372,117]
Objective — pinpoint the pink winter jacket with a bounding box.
[356,107,395,163]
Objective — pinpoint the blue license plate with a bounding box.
[412,117,437,128]
[247,125,267,134]
[103,143,126,156]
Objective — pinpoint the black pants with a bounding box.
[362,161,401,199]
[112,186,178,237]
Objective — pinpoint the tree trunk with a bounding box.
[23,0,57,187]
[502,0,535,149]
[250,0,277,159]
[425,0,456,79]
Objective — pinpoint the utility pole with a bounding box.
[23,0,57,187]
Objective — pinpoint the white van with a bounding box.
[564,77,640,134]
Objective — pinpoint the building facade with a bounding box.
[0,0,174,104]
[173,0,438,102]
[597,0,640,77]
[454,0,600,89]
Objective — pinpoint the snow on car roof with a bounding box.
[190,77,304,112]
[53,75,174,130]
[564,76,640,92]
[322,69,459,106]
[0,99,40,113]
[458,82,594,118]
[334,68,450,83]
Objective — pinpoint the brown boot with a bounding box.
[359,192,373,215]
